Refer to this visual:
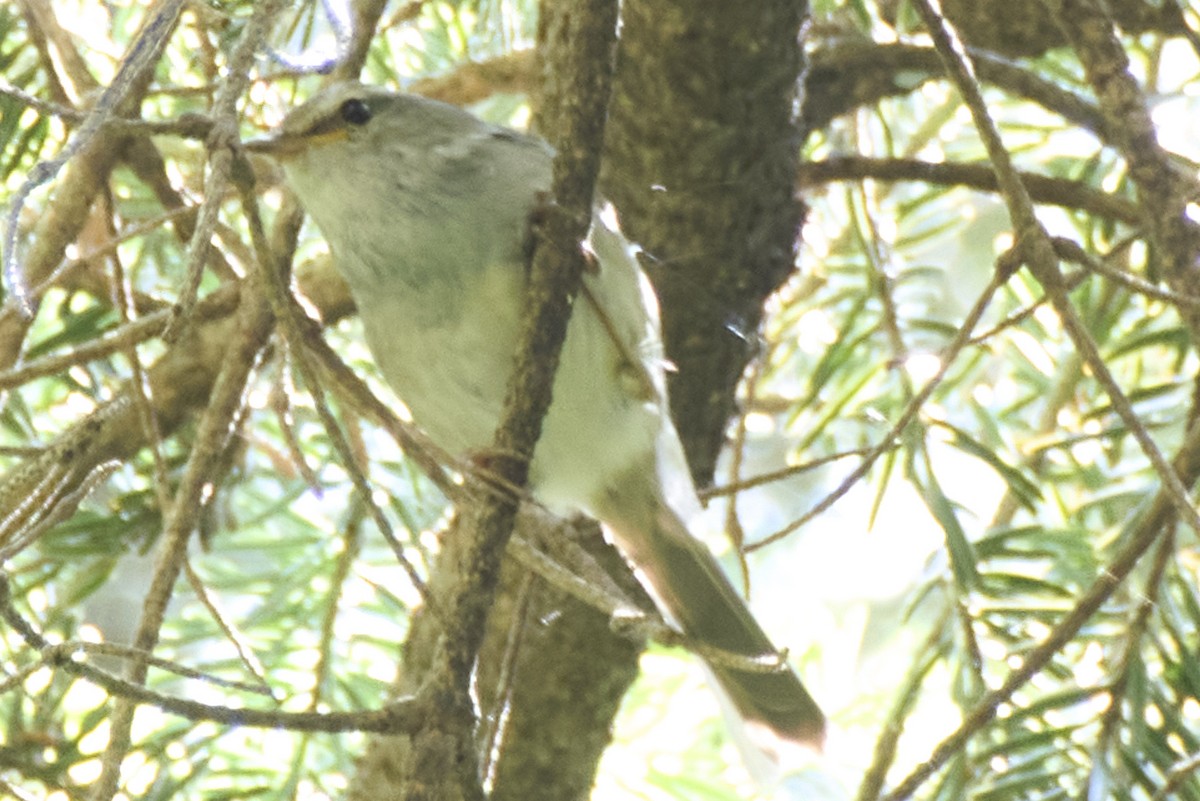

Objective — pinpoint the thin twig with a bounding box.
[798,156,1142,225]
[3,0,187,317]
[703,445,896,499]
[0,572,428,732]
[748,252,1011,552]
[879,2,1200,796]
[182,559,276,697]
[239,185,429,602]
[90,3,287,797]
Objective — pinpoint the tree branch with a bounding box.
[399,2,619,798]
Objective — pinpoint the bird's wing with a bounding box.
[579,206,670,407]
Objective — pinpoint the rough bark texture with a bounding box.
[1047,0,1200,319]
[601,0,809,488]
[347,1,622,798]
[933,0,1185,57]
[459,2,813,800]
[470,5,648,800]
[481,524,650,801]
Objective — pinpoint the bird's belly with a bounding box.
[354,267,661,512]
[355,267,521,457]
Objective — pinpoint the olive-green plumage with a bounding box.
[250,82,825,754]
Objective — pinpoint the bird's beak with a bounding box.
[243,127,350,160]
[243,134,298,160]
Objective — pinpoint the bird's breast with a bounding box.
[352,260,526,456]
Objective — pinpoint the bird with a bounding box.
[247,81,825,755]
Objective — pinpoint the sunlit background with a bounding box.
[4,1,1200,800]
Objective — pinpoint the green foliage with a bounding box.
[3,1,1200,800]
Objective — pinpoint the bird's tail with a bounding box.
[592,461,826,753]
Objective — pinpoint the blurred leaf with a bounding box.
[912,445,979,590]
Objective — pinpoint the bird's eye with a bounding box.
[340,98,372,126]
